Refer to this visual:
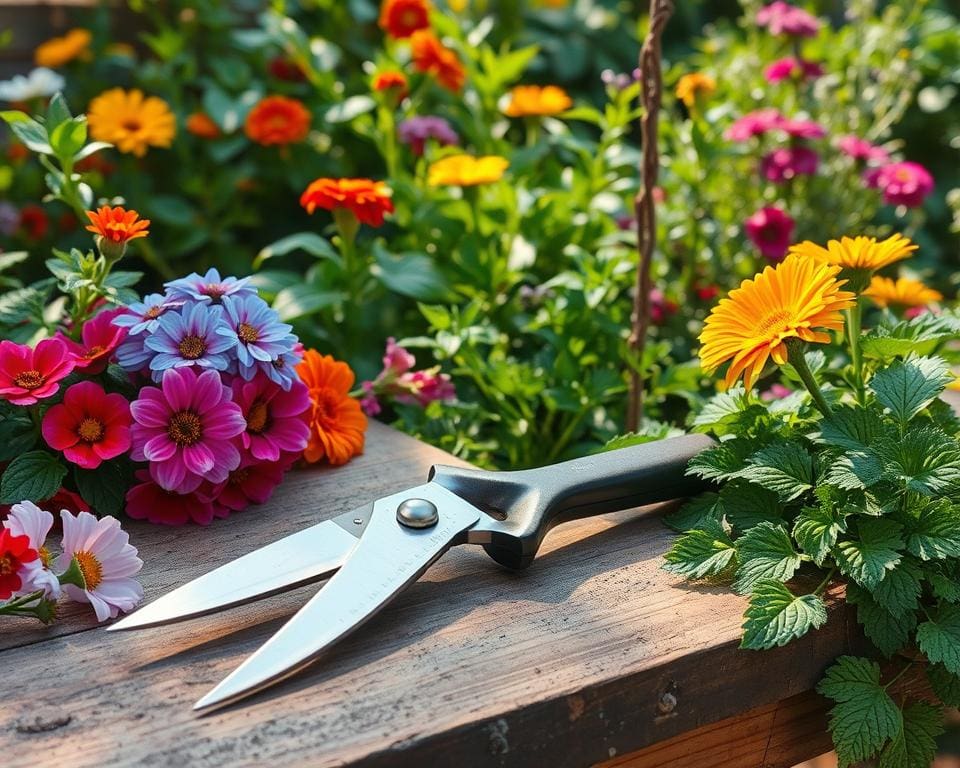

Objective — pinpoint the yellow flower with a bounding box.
[428,154,508,187]
[35,28,92,68]
[788,234,917,273]
[699,253,855,389]
[864,275,943,310]
[675,73,716,108]
[502,85,572,117]
[87,89,176,157]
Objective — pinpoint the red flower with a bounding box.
[0,337,75,406]
[410,30,465,92]
[42,381,132,470]
[373,71,409,100]
[0,528,38,600]
[300,178,395,227]
[125,470,219,526]
[57,306,128,374]
[268,56,306,82]
[745,206,795,262]
[244,96,311,146]
[212,458,290,518]
[379,0,431,39]
[18,204,49,241]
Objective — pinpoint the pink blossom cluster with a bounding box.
[359,338,456,416]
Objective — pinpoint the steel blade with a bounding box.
[108,506,372,631]
[193,483,480,712]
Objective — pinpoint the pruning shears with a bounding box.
[110,433,713,712]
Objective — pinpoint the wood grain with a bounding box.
[1,422,866,767]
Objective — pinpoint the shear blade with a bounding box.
[193,483,481,713]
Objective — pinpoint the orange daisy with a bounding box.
[296,351,367,466]
[35,28,91,68]
[185,112,221,139]
[300,178,394,227]
[675,73,716,108]
[244,96,311,146]
[87,88,176,157]
[788,234,917,273]
[410,30,465,92]
[85,206,150,244]
[379,0,431,39]
[863,275,943,310]
[502,85,572,117]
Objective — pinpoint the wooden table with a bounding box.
[1,422,866,767]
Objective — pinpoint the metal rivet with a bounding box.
[353,518,363,525]
[396,498,439,529]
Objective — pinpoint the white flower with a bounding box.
[3,501,59,598]
[0,68,65,102]
[55,510,143,622]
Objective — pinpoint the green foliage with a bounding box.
[0,451,67,504]
[740,579,826,650]
[661,519,736,580]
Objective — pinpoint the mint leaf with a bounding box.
[663,492,723,533]
[0,450,67,504]
[819,406,889,452]
[847,583,915,657]
[834,519,903,589]
[871,560,922,617]
[869,355,952,425]
[732,521,804,594]
[686,439,757,482]
[878,427,960,495]
[927,664,960,707]
[692,386,769,436]
[740,579,827,650]
[719,480,782,532]
[736,441,814,502]
[916,604,960,675]
[817,656,902,768]
[903,499,960,560]
[794,504,847,566]
[662,519,736,579]
[878,702,943,768]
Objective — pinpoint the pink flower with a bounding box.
[232,374,310,463]
[649,289,679,326]
[866,161,934,208]
[760,146,818,182]
[837,135,890,164]
[54,510,143,621]
[130,367,246,494]
[761,383,793,401]
[56,307,128,374]
[725,108,784,141]
[360,381,382,417]
[3,501,59,598]
[778,118,826,140]
[756,1,820,37]
[383,337,415,376]
[764,57,823,84]
[124,470,219,526]
[745,206,795,262]
[0,337,75,406]
[395,369,456,406]
[42,381,132,469]
[211,458,289,518]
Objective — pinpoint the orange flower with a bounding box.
[864,275,943,310]
[87,88,176,157]
[296,351,367,466]
[502,85,572,117]
[373,70,409,99]
[85,206,150,244]
[410,30,465,92]
[244,96,311,146]
[675,73,716,108]
[379,0,431,39]
[300,178,394,227]
[35,28,91,68]
[185,112,221,139]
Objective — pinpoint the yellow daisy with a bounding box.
[87,89,176,157]
[428,154,509,187]
[675,73,716,108]
[35,28,91,68]
[788,234,917,272]
[699,253,855,389]
[502,85,572,118]
[864,275,943,310]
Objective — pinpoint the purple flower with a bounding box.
[761,146,819,182]
[725,108,784,141]
[837,135,890,164]
[866,161,934,208]
[217,294,296,379]
[745,206,795,261]
[114,334,153,373]
[397,116,459,156]
[113,293,182,336]
[262,347,303,391]
[144,302,235,379]
[164,268,255,305]
[756,1,820,37]
[764,57,823,84]
[778,118,826,140]
[0,202,18,236]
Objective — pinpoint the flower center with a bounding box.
[201,284,227,300]
[122,119,142,133]
[13,369,44,389]
[757,309,792,336]
[75,550,103,590]
[168,410,203,446]
[230,467,250,485]
[39,546,52,568]
[312,388,339,427]
[237,322,259,344]
[145,305,163,319]
[0,554,12,576]
[178,334,206,360]
[246,400,270,434]
[83,345,105,359]
[894,169,912,182]
[77,417,105,443]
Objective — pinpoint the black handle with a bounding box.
[429,433,715,570]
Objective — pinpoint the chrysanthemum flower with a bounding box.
[4,501,60,598]
[725,108,784,141]
[397,116,459,156]
[373,71,409,100]
[379,0,431,39]
[57,306,127,374]
[503,85,573,117]
[764,57,823,84]
[217,294,296,378]
[755,1,820,37]
[85,205,150,246]
[41,381,131,470]
[296,350,367,466]
[130,367,247,493]
[113,293,181,336]
[186,112,221,139]
[34,28,91,68]
[0,528,39,600]
[212,459,290,518]
[300,178,395,227]
[144,303,235,378]
[164,267,255,305]
[760,146,818,182]
[427,154,509,186]
[866,161,934,208]
[232,374,310,462]
[124,470,219,526]
[674,73,715,109]
[244,95,311,146]
[699,254,855,389]
[864,276,943,311]
[788,234,918,274]
[410,30,466,92]
[87,88,176,157]
[0,337,75,406]
[744,206,795,262]
[55,510,143,621]
[837,135,889,165]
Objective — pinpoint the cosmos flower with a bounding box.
[2,501,58,598]
[41,381,132,470]
[124,470,219,526]
[232,374,310,462]
[744,206,795,262]
[212,459,290,519]
[164,267,255,305]
[87,88,176,157]
[144,302,235,378]
[397,116,459,156]
[0,337,75,406]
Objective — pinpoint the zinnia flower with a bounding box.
[300,178,394,227]
[55,510,143,621]
[760,146,818,182]
[674,73,716,109]
[837,135,889,164]
[57,306,127,374]
[373,71,409,99]
[218,294,296,380]
[778,118,826,140]
[755,1,820,37]
[410,30,466,92]
[764,57,823,84]
[87,88,176,157]
[130,367,246,493]
[85,205,150,247]
[725,108,784,141]
[244,95,311,146]
[0,337,75,406]
[125,470,218,526]
[41,381,132,470]
[3,501,59,598]
[397,115,459,156]
[296,350,367,466]
[699,254,855,389]
[186,112,221,139]
[428,154,509,186]
[144,302,235,378]
[502,85,573,117]
[788,234,917,273]
[866,161,934,208]
[0,528,38,600]
[864,276,943,310]
[379,0,431,39]
[232,374,310,462]
[34,28,91,68]
[212,459,289,518]
[164,267,255,305]
[744,206,795,262]
[0,67,65,102]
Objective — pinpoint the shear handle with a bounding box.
[429,432,715,570]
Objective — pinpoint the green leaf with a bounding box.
[928,564,960,603]
[903,499,960,560]
[834,519,904,589]
[0,283,51,325]
[253,232,341,270]
[862,313,960,360]
[0,251,28,273]
[824,450,884,490]
[0,112,53,155]
[869,355,952,425]
[872,560,922,617]
[847,583,915,657]
[719,480,783,531]
[323,95,375,123]
[103,271,144,290]
[662,519,736,579]
[819,406,889,452]
[45,92,72,131]
[816,656,902,768]
[691,386,767,436]
[736,441,814,502]
[793,504,848,566]
[732,521,804,595]
[0,451,67,504]
[49,116,87,160]
[927,664,960,707]
[916,604,960,675]
[740,579,827,650]
[663,492,723,533]
[74,461,130,517]
[878,702,943,768]
[73,141,112,163]
[686,439,757,481]
[373,247,451,302]
[878,427,960,495]
[272,285,343,322]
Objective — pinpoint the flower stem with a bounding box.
[846,298,865,405]
[787,341,832,417]
[813,567,837,596]
[0,590,44,615]
[883,660,914,690]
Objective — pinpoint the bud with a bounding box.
[57,555,87,589]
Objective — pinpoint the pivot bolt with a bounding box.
[396,498,439,529]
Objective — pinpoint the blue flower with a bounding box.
[144,302,235,380]
[164,268,255,305]
[115,333,153,373]
[262,345,303,391]
[217,294,296,380]
[113,293,182,336]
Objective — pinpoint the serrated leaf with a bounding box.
[662,519,736,579]
[872,559,922,617]
[720,479,783,531]
[0,410,37,461]
[916,604,960,675]
[819,406,889,452]
[686,438,757,482]
[870,355,952,425]
[847,583,915,657]
[0,451,67,504]
[794,504,848,566]
[74,460,130,517]
[877,427,960,495]
[732,521,804,594]
[691,386,768,436]
[927,565,960,603]
[740,579,827,650]
[862,313,960,360]
[834,519,904,589]
[927,664,960,707]
[663,492,723,532]
[878,702,943,768]
[736,441,814,502]
[902,498,960,560]
[825,451,884,490]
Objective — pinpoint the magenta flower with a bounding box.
[212,459,288,519]
[761,146,818,182]
[761,383,793,401]
[724,108,784,141]
[837,135,889,164]
[0,337,75,406]
[232,374,310,463]
[125,470,220,526]
[130,367,246,494]
[360,381,382,417]
[866,161,934,208]
[57,306,128,374]
[764,57,823,84]
[383,337,415,376]
[397,116,459,156]
[395,370,456,406]
[745,206,795,262]
[756,1,820,37]
[778,118,826,140]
